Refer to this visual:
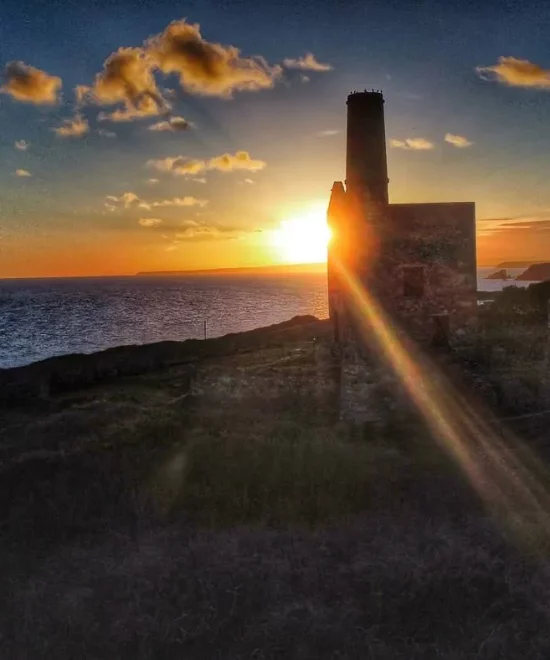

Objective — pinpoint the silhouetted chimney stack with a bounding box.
[345,91,389,205]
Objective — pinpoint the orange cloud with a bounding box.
[15,169,31,177]
[208,151,266,172]
[283,53,333,71]
[53,114,89,138]
[107,192,207,210]
[148,116,190,131]
[172,225,240,241]
[139,218,163,227]
[1,61,61,104]
[444,133,473,148]
[476,57,550,88]
[147,156,205,176]
[79,47,166,121]
[390,138,434,150]
[147,150,266,176]
[150,196,208,207]
[106,192,150,209]
[146,19,280,97]
[99,96,165,122]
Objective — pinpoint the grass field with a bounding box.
[2,317,550,658]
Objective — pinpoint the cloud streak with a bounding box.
[107,192,208,211]
[150,196,208,208]
[14,140,29,151]
[106,192,148,209]
[54,114,89,138]
[139,218,163,227]
[283,53,333,71]
[147,150,266,176]
[15,169,31,177]
[1,61,62,104]
[148,116,190,131]
[390,138,434,150]
[147,156,205,176]
[444,133,473,148]
[476,57,550,88]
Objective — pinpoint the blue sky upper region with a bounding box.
[2,0,550,276]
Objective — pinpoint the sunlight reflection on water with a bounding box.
[0,274,329,368]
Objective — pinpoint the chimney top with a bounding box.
[347,90,384,104]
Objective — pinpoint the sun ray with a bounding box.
[335,257,550,551]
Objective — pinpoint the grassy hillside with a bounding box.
[2,317,550,658]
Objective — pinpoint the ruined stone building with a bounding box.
[327,91,478,421]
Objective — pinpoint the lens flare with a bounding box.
[270,202,331,264]
[335,258,550,550]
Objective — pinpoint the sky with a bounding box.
[2,0,550,277]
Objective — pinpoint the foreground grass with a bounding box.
[2,321,550,658]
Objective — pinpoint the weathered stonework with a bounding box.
[327,91,478,423]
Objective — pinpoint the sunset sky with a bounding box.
[2,0,550,277]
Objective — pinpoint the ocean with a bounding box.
[0,268,536,369]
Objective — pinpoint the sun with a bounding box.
[270,202,331,264]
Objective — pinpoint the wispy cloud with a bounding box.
[317,129,340,137]
[150,196,208,208]
[97,128,116,138]
[139,218,163,227]
[15,169,31,177]
[146,178,159,184]
[106,192,149,209]
[14,140,29,151]
[390,138,434,150]
[283,53,333,72]
[148,116,190,132]
[1,61,62,104]
[147,150,266,176]
[107,192,207,211]
[444,133,473,148]
[53,114,89,138]
[208,151,265,172]
[147,156,205,176]
[477,213,550,263]
[244,178,255,184]
[476,56,550,88]
[170,225,242,242]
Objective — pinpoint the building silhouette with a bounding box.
[327,91,477,421]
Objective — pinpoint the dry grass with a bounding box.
[2,326,550,658]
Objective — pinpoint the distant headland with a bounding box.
[136,263,327,277]
[495,261,544,268]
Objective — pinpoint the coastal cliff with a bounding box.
[516,262,550,281]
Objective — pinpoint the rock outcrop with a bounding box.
[485,269,512,280]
